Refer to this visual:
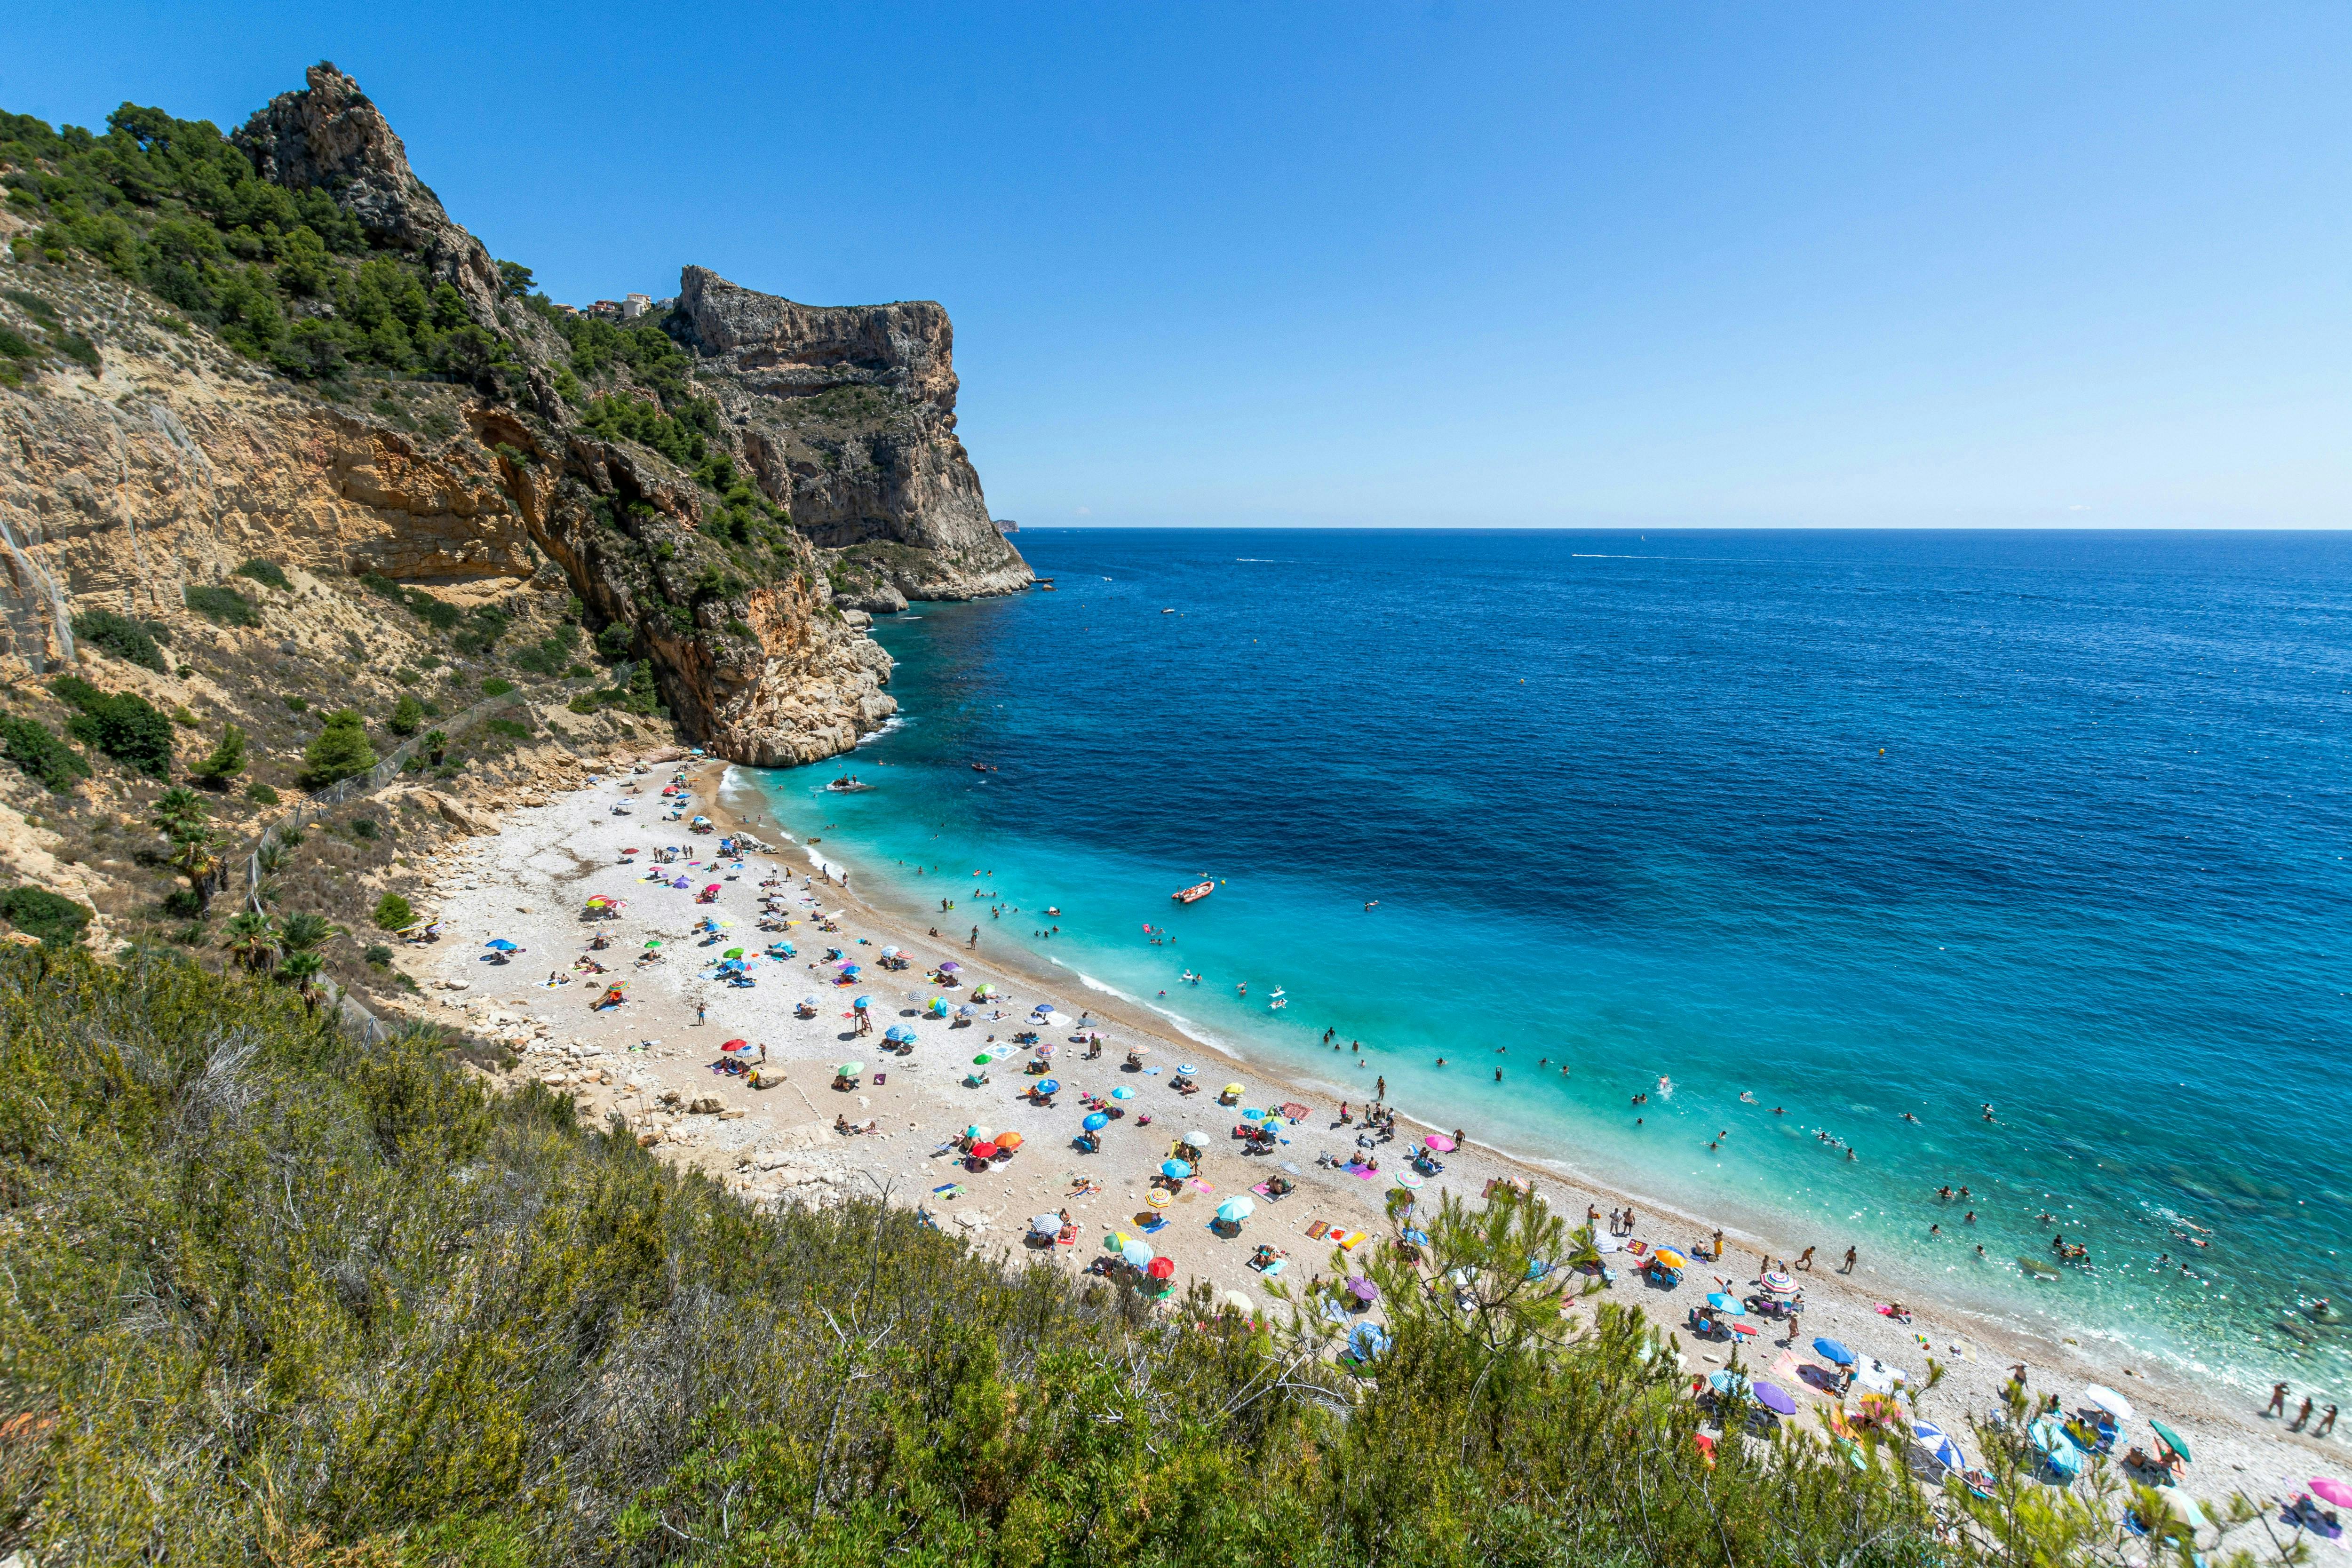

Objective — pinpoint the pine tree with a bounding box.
[296,710,376,788]
[388,693,424,738]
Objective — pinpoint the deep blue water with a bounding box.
[749,529,2352,1391]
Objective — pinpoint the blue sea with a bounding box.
[744,529,2352,1391]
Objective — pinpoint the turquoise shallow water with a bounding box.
[743,529,2352,1393]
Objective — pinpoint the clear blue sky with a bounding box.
[6,3,2348,527]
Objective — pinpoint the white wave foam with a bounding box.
[853,716,908,748]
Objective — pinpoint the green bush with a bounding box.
[479,676,515,697]
[388,692,424,737]
[296,708,375,788]
[372,891,413,930]
[50,676,173,778]
[69,608,167,672]
[282,694,307,712]
[349,816,380,840]
[183,583,259,627]
[0,713,90,794]
[244,781,279,805]
[188,722,246,786]
[0,884,91,945]
[363,942,393,968]
[233,557,291,591]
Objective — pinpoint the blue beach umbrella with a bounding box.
[1033,1077,1059,1094]
[485,939,517,951]
[1160,1159,1193,1179]
[1110,1085,1136,1101]
[1813,1337,1857,1367]
[1082,1112,1110,1131]
[884,1025,915,1043]
[853,995,872,1009]
[1706,1293,1746,1316]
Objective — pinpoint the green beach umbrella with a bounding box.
[644,939,661,948]
[973,1052,993,1066]
[723,947,745,959]
[2149,1420,2191,1462]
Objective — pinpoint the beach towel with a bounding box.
[931,1183,965,1198]
[1257,1257,1287,1277]
[1344,1164,1379,1180]
[1250,1182,1273,1199]
[1307,1221,1331,1241]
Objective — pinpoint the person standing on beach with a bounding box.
[2320,1405,2338,1437]
[969,926,979,949]
[2270,1383,2290,1416]
[1842,1246,1857,1273]
[695,1003,706,1027]
[1797,1246,1815,1271]
[1375,1075,1386,1098]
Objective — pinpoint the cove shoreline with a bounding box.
[705,758,2333,1512]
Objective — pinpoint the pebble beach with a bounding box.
[392,749,2345,1550]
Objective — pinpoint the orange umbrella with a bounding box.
[995,1130,1024,1150]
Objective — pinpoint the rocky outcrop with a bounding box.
[233,63,508,329]
[0,62,1026,775]
[673,267,1033,602]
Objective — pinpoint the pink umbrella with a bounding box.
[1424,1134,1457,1153]
[2313,1478,2352,1510]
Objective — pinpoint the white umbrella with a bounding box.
[1120,1239,1154,1268]
[1182,1130,1212,1148]
[1030,1213,1062,1236]
[2083,1385,2137,1424]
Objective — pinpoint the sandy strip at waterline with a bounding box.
[400,755,2337,1532]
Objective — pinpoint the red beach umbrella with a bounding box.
[1146,1257,1176,1280]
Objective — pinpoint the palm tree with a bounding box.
[153,786,226,912]
[276,949,325,1008]
[221,911,280,973]
[278,912,337,954]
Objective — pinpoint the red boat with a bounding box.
[1172,881,1215,904]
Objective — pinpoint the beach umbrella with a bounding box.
[1705,1293,1747,1316]
[644,939,662,949]
[1423,1133,1457,1153]
[1182,1130,1212,1148]
[1121,1239,1154,1269]
[965,1124,995,1142]
[1705,1370,1749,1396]
[1909,1419,1963,1470]
[485,939,517,951]
[956,1004,978,1018]
[1033,1077,1058,1094]
[972,983,994,999]
[969,1141,999,1159]
[1223,1082,1244,1095]
[836,1061,863,1075]
[2082,1385,2136,1424]
[852,995,872,1009]
[996,1131,1024,1150]
[2151,1421,2192,1463]
[1403,1226,1432,1246]
[842,964,862,977]
[721,1038,750,1052]
[1346,1276,1378,1303]
[1726,1320,1760,1337]
[972,1053,994,1066]
[1030,1213,1061,1236]
[1651,1248,1688,1270]
[723,947,745,959]
[1082,1112,1110,1131]
[938,959,961,972]
[2311,1478,2352,1509]
[799,995,819,1009]
[1176,1063,1197,1075]
[1760,1271,1796,1294]
[884,1025,914,1043]
[881,946,901,958]
[1160,1159,1193,1179]
[1754,1381,1800,1417]
[1216,1196,1255,1222]
[1813,1337,1857,1367]
[1110,1086,1136,1100]
[1146,1256,1176,1281]
[1349,1321,1390,1359]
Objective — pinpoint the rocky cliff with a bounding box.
[0,62,1029,773]
[673,266,1032,609]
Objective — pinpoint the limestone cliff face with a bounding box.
[0,62,1026,770]
[673,267,1033,609]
